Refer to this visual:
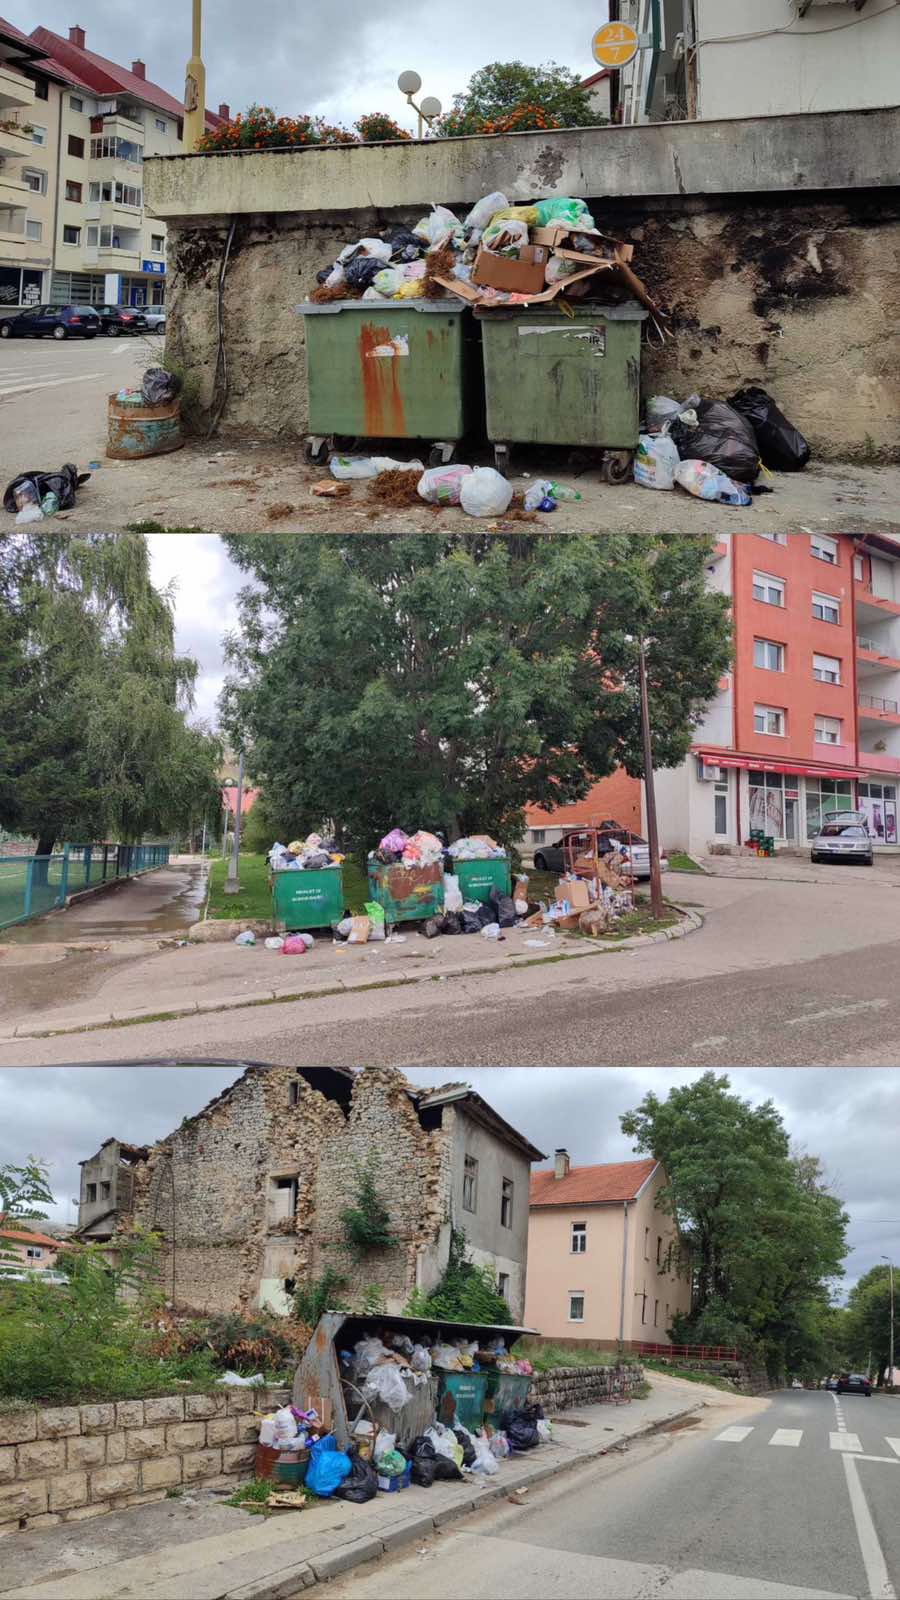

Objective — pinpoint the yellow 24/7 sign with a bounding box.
[591,21,640,68]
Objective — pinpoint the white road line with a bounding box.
[0,373,101,399]
[785,999,888,1026]
[842,1454,897,1599]
[107,342,132,357]
[769,1429,803,1447]
[887,1438,900,1458]
[830,1432,862,1452]
[713,1425,754,1443]
[855,1454,900,1465]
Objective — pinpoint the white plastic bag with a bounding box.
[373,265,407,297]
[234,929,256,946]
[373,1430,396,1462]
[273,1405,298,1445]
[480,922,501,939]
[364,1364,410,1412]
[426,1423,464,1467]
[459,468,513,519]
[324,264,346,290]
[411,1344,432,1373]
[354,1336,388,1376]
[488,1431,511,1458]
[264,936,285,950]
[537,1418,553,1443]
[431,1342,465,1371]
[634,433,679,490]
[443,874,463,912]
[414,206,463,248]
[471,1431,499,1474]
[417,464,473,505]
[331,454,425,481]
[357,237,392,262]
[465,191,509,231]
[675,458,739,502]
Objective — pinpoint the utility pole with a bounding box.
[883,1256,895,1390]
[639,636,664,921]
[223,750,244,895]
[183,0,206,153]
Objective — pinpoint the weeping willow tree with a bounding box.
[0,533,222,855]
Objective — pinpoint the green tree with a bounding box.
[0,1158,55,1278]
[0,534,222,855]
[220,533,732,850]
[846,1265,896,1386]
[434,61,607,136]
[622,1073,848,1376]
[406,1228,510,1323]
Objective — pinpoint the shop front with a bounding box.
[688,751,866,852]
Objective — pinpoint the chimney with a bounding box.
[131,59,146,80]
[554,1149,570,1181]
[218,102,231,121]
[69,24,85,48]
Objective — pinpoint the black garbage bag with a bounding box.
[409,1436,437,1487]
[432,1452,463,1481]
[474,901,496,929]
[423,917,442,939]
[316,262,337,284]
[333,1443,378,1503]
[728,386,810,472]
[3,462,90,514]
[503,1404,543,1452]
[141,366,182,407]
[489,887,517,929]
[670,399,760,484]
[453,1428,477,1468]
[439,912,463,935]
[461,908,482,934]
[384,226,422,263]
[345,256,381,293]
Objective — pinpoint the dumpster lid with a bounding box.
[474,298,647,322]
[294,300,467,316]
[307,1310,539,1345]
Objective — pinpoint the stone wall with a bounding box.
[144,109,900,462]
[0,1386,285,1537]
[529,1363,644,1412]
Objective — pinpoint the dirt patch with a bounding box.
[366,470,422,507]
[265,501,295,520]
[660,1416,703,1433]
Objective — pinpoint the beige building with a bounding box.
[0,17,64,307]
[0,1221,62,1272]
[525,1152,692,1347]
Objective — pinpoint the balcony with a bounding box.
[83,244,141,271]
[0,222,26,260]
[856,639,900,678]
[858,692,900,725]
[0,120,34,161]
[0,65,35,113]
[855,584,900,622]
[90,113,144,145]
[0,170,29,211]
[858,750,900,776]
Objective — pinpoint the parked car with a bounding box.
[822,1375,840,1390]
[810,814,873,866]
[142,309,166,333]
[532,826,668,881]
[0,304,100,340]
[791,1378,804,1389]
[97,304,148,336]
[836,1372,871,1396]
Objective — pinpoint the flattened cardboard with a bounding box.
[472,243,548,294]
[531,225,634,264]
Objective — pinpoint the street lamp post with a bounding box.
[639,636,664,921]
[223,750,244,896]
[183,0,207,153]
[882,1256,895,1390]
[397,71,442,137]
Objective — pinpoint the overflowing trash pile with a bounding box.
[268,835,345,872]
[634,385,811,505]
[4,462,91,524]
[309,189,666,325]
[448,836,508,861]
[370,828,445,867]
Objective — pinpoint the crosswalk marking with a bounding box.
[830,1432,862,1452]
[887,1439,900,1458]
[0,373,101,400]
[769,1429,803,1447]
[714,1425,754,1443]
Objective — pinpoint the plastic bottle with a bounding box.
[40,491,60,518]
[545,481,581,502]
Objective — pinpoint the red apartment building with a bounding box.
[654,532,900,854]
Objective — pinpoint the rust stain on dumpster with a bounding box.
[359,322,406,437]
[107,394,184,460]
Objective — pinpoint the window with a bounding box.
[151,234,165,252]
[33,78,49,101]
[756,532,786,544]
[463,1154,478,1213]
[571,1221,587,1254]
[811,534,839,564]
[497,1272,510,1301]
[644,1226,650,1260]
[805,777,853,838]
[500,1178,514,1229]
[31,126,47,146]
[654,1299,659,1327]
[90,136,142,164]
[641,1291,647,1325]
[86,1183,97,1202]
[753,572,785,607]
[754,704,785,736]
[23,169,47,195]
[656,1235,662,1267]
[714,782,728,837]
[67,134,85,158]
[63,225,81,246]
[26,1247,43,1260]
[288,1081,300,1105]
[155,117,168,134]
[65,180,82,203]
[754,638,784,672]
[812,592,840,625]
[815,715,842,746]
[86,226,98,246]
[749,770,785,838]
[268,1175,297,1221]
[813,653,841,684]
[568,1292,584,1322]
[70,95,84,113]
[100,1181,111,1200]
[25,220,41,241]
[854,555,865,581]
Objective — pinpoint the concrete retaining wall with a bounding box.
[528,1363,644,1411]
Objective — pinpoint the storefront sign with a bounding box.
[142,260,166,275]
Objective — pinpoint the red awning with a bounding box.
[695,750,861,780]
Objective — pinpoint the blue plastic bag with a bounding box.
[306,1434,352,1497]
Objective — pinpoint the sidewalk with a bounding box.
[0,1382,721,1600]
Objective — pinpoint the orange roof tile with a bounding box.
[0,1226,60,1248]
[530,1157,658,1207]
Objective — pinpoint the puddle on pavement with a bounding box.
[1,865,207,945]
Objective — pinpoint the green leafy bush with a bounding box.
[406,1229,509,1324]
[172,1311,309,1373]
[292,1267,348,1328]
[340,1157,398,1260]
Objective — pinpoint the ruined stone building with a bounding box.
[76,1067,544,1323]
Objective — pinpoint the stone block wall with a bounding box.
[528,1363,644,1412]
[0,1387,285,1537]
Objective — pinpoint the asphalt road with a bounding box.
[330,1389,900,1600]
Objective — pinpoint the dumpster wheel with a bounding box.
[429,441,457,467]
[602,449,633,485]
[304,436,329,465]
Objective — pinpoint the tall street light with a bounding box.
[882,1255,895,1390]
[397,71,442,138]
[639,548,664,922]
[183,0,207,153]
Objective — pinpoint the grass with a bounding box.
[225,1479,278,1515]
[641,1358,740,1393]
[524,1343,622,1372]
[666,851,704,873]
[206,852,370,924]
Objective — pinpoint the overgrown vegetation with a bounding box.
[525,1344,620,1372]
[340,1156,398,1260]
[433,61,609,137]
[154,1310,310,1376]
[0,1158,54,1276]
[292,1267,348,1328]
[406,1228,510,1324]
[641,1358,740,1394]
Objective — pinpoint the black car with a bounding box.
[97,304,148,336]
[836,1372,871,1396]
[0,304,100,340]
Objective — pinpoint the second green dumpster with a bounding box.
[453,855,512,904]
[272,868,345,932]
[367,859,444,924]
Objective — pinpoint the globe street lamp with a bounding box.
[397,71,442,138]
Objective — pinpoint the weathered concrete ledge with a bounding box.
[145,107,900,221]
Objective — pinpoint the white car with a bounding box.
[810,812,873,866]
[142,309,166,334]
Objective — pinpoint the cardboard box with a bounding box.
[472,243,548,295]
[555,878,592,911]
[531,225,634,263]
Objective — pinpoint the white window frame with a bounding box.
[571,1221,587,1254]
[497,1272,510,1301]
[815,715,842,746]
[813,653,841,685]
[86,226,99,246]
[462,1154,478,1213]
[811,534,839,565]
[568,1292,585,1323]
[753,638,784,672]
[31,126,47,146]
[754,704,785,737]
[155,117,168,134]
[23,168,47,195]
[753,571,785,607]
[70,95,84,113]
[812,591,840,625]
[26,1246,43,1260]
[62,225,81,246]
[150,234,165,252]
[854,555,864,581]
[714,782,728,837]
[756,532,786,544]
[25,219,42,241]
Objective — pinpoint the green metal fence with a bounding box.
[0,843,170,932]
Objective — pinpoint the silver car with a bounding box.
[142,309,166,334]
[810,812,873,866]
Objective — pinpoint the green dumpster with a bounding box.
[475,300,647,480]
[295,300,482,466]
[484,1370,532,1430]
[366,859,443,925]
[436,1372,489,1433]
[272,867,345,932]
[453,856,511,905]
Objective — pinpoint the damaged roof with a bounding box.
[413,1083,546,1162]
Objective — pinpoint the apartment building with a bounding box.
[654,533,900,856]
[524,1152,691,1346]
[0,17,67,307]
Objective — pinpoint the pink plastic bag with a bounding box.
[379,828,408,854]
[281,934,309,955]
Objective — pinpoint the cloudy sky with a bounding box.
[3,1066,896,1298]
[18,2,608,130]
[147,535,241,727]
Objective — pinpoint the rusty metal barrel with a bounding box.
[107,391,184,459]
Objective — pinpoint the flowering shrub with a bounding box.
[355,113,412,143]
[434,101,562,137]
[199,106,413,152]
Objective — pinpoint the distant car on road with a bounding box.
[531,826,668,881]
[97,304,148,336]
[142,309,166,334]
[822,1375,840,1390]
[836,1372,871,1396]
[0,303,100,340]
[810,815,873,866]
[791,1378,804,1389]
